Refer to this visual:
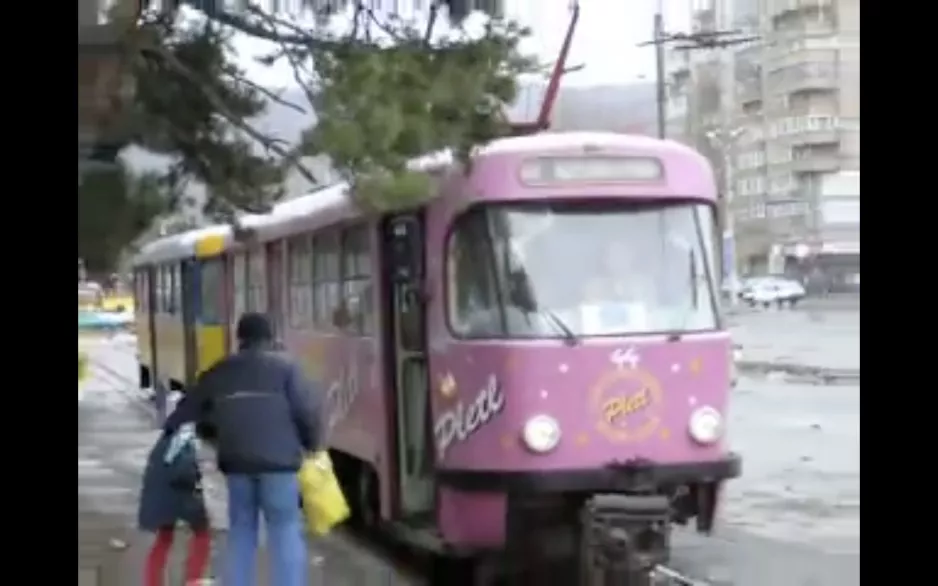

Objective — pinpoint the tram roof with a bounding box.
[132,133,705,266]
[132,182,351,266]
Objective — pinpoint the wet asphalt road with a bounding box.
[79,310,859,585]
[670,375,860,585]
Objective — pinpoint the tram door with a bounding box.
[180,259,200,387]
[383,214,434,519]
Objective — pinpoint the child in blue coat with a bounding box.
[138,423,212,586]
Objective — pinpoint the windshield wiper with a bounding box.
[689,249,699,309]
[542,309,579,347]
[667,250,701,343]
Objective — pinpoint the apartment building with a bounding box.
[730,0,859,281]
[665,0,859,287]
[663,5,724,148]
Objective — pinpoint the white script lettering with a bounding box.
[327,363,361,430]
[610,346,641,370]
[434,375,506,459]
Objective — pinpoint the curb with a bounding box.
[737,361,860,383]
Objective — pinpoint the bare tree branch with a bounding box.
[423,1,440,46]
[350,2,365,41]
[365,7,403,41]
[244,8,318,110]
[209,10,324,47]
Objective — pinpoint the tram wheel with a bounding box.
[578,510,655,586]
[139,365,150,389]
[578,508,598,586]
[357,463,380,528]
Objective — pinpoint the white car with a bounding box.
[741,277,806,308]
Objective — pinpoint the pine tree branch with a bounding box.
[246,8,319,110]
[225,69,307,114]
[140,42,319,186]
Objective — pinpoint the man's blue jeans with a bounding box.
[224,472,308,586]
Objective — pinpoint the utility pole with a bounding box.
[639,25,757,304]
[638,24,757,142]
[706,127,746,306]
[653,9,667,139]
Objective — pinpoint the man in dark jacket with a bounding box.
[165,312,324,586]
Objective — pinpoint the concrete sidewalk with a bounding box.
[78,356,421,586]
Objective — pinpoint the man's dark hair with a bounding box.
[236,312,273,346]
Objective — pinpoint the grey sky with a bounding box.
[180,0,694,89]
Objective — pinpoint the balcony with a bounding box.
[769,0,834,20]
[786,72,837,94]
[788,128,840,147]
[768,61,838,95]
[737,79,762,105]
[770,0,836,35]
[790,155,840,174]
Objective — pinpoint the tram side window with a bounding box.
[447,210,503,337]
[341,224,374,335]
[135,270,148,313]
[144,270,150,313]
[312,231,341,329]
[247,249,268,313]
[232,253,248,321]
[200,259,224,324]
[142,271,149,313]
[169,263,182,315]
[157,265,170,314]
[287,235,313,328]
[153,268,161,313]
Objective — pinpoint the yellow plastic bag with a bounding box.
[298,452,351,535]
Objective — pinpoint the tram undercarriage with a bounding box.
[471,481,720,586]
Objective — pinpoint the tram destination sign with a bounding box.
[519,156,664,185]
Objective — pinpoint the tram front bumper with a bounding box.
[437,452,742,493]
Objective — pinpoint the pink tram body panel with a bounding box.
[193,132,740,579]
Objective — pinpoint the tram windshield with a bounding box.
[447,201,721,339]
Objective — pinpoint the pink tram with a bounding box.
[133,131,741,584]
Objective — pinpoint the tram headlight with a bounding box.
[522,415,562,453]
[688,406,723,444]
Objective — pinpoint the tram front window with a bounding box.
[447,201,720,338]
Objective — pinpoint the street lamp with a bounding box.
[705,127,746,306]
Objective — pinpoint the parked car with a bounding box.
[740,276,806,308]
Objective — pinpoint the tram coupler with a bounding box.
[581,494,671,579]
